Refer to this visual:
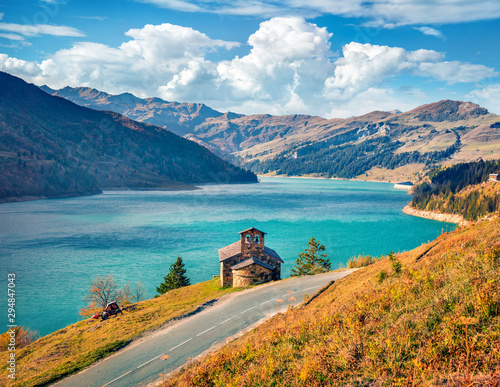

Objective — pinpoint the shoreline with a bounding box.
[258,174,394,184]
[0,180,260,204]
[0,190,102,204]
[402,204,471,226]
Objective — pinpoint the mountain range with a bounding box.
[0,72,256,203]
[41,85,500,182]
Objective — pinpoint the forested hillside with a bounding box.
[249,134,460,178]
[410,160,500,220]
[0,72,257,202]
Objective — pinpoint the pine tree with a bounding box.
[291,237,331,277]
[156,256,191,295]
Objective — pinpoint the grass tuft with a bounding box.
[347,254,380,268]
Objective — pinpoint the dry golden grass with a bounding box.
[0,278,240,386]
[165,220,500,386]
[355,163,426,183]
[346,254,381,268]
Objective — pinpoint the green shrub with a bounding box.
[377,270,388,283]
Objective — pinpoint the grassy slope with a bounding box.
[0,278,240,386]
[165,220,500,386]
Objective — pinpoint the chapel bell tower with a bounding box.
[239,227,266,259]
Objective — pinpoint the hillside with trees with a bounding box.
[0,72,257,202]
[410,160,500,220]
[249,134,461,178]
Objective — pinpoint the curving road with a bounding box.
[53,270,356,387]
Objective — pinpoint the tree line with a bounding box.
[411,160,500,221]
[250,136,460,178]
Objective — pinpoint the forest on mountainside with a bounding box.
[250,135,460,178]
[0,71,257,202]
[411,160,500,220]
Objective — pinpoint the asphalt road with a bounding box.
[53,270,356,387]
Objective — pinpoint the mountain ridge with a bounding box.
[44,85,224,137]
[0,72,257,202]
[40,84,500,181]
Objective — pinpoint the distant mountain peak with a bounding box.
[145,96,169,104]
[110,92,143,104]
[53,86,111,102]
[407,100,489,122]
[39,84,56,94]
[32,80,498,182]
[222,111,244,120]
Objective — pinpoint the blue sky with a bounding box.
[0,0,499,117]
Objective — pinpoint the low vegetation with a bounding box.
[411,160,500,221]
[0,278,240,386]
[346,254,381,268]
[0,327,38,351]
[79,275,147,317]
[165,220,500,386]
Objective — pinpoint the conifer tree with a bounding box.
[291,237,331,276]
[156,256,191,295]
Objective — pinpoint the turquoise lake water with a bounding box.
[0,177,455,337]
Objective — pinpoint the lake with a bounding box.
[0,177,455,336]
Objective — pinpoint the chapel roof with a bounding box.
[218,240,283,263]
[238,227,266,235]
[231,257,274,271]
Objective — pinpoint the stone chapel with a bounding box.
[218,227,283,287]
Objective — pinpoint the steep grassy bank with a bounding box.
[165,220,500,386]
[0,278,240,386]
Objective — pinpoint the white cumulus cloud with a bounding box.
[323,42,496,101]
[160,16,334,109]
[417,61,498,84]
[0,17,497,118]
[467,84,500,114]
[0,22,239,95]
